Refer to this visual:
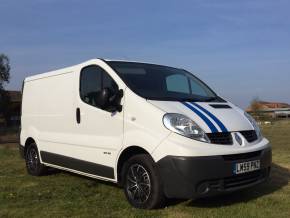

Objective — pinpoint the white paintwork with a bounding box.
[148,100,253,133]
[152,134,270,161]
[21,58,271,183]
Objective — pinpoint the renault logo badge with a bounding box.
[234,133,243,146]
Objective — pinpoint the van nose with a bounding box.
[148,100,254,133]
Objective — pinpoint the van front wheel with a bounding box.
[25,143,47,176]
[122,154,165,209]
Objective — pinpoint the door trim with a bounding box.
[40,151,115,179]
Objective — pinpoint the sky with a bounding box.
[1,0,290,109]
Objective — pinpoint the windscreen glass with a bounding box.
[108,61,224,102]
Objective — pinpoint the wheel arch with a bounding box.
[116,145,153,185]
[24,137,36,154]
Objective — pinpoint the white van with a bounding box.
[20,59,271,209]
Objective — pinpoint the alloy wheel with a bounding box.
[126,163,151,204]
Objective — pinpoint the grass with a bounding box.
[0,121,290,217]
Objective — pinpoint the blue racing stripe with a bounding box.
[191,102,228,132]
[182,102,218,133]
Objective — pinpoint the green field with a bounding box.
[1,121,290,218]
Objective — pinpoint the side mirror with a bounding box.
[98,88,123,112]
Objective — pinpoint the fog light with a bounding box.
[197,182,210,195]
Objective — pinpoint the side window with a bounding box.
[166,74,190,94]
[80,66,102,107]
[80,65,118,110]
[103,72,118,94]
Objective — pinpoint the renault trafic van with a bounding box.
[20,59,271,209]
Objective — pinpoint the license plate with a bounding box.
[234,160,260,174]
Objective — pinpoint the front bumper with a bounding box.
[156,147,271,199]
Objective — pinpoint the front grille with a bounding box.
[222,150,262,161]
[207,132,233,145]
[207,130,257,145]
[240,130,258,143]
[224,170,265,189]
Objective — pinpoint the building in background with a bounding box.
[0,90,22,127]
[247,101,290,119]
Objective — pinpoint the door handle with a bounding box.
[76,108,81,124]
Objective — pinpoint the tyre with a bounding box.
[25,142,47,176]
[122,154,165,209]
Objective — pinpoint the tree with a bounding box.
[0,54,11,126]
[0,54,10,91]
[250,97,262,112]
[250,97,264,120]
[0,91,11,125]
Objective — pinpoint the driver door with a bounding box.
[72,65,124,178]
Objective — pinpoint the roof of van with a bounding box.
[24,58,105,82]
[24,58,179,82]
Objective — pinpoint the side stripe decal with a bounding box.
[182,102,218,133]
[191,102,228,132]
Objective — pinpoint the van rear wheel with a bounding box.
[25,142,47,176]
[122,154,165,209]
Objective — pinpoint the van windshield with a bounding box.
[107,61,224,102]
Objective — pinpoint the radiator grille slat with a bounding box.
[207,130,258,145]
[207,132,233,145]
[240,130,258,143]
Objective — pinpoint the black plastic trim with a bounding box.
[156,147,272,199]
[207,132,233,145]
[210,104,232,109]
[76,107,81,124]
[40,151,114,179]
[223,150,262,161]
[240,130,258,143]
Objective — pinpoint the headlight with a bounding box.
[163,113,210,143]
[244,112,262,140]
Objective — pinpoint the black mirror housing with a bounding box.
[98,88,123,112]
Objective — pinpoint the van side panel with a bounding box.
[21,71,76,160]
[21,60,126,182]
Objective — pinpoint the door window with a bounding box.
[80,65,118,110]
